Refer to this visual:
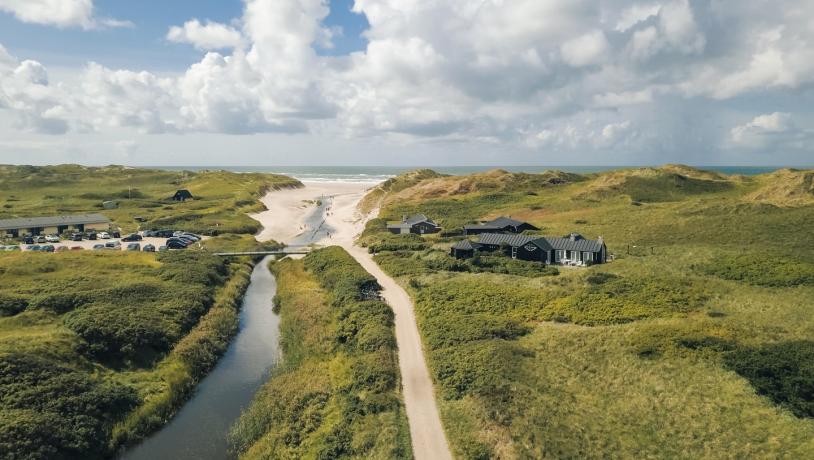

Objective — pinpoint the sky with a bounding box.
[0,0,812,167]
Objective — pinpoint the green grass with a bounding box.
[229,248,411,459]
[361,166,814,458]
[0,251,254,458]
[0,164,301,236]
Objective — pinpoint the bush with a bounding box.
[546,276,707,325]
[0,354,140,459]
[697,254,814,287]
[0,294,27,317]
[431,340,528,400]
[422,313,530,349]
[724,341,814,418]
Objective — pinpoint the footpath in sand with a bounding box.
[251,181,453,460]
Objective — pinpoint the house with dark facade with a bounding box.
[387,214,442,235]
[451,232,606,266]
[171,189,194,202]
[463,216,539,235]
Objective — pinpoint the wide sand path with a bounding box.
[252,182,452,460]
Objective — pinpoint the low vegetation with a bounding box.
[0,251,254,458]
[360,165,814,458]
[0,164,301,236]
[229,247,411,459]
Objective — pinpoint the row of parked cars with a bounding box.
[4,230,203,253]
[19,231,121,245]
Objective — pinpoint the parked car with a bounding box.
[126,243,141,251]
[56,246,69,252]
[71,246,84,251]
[105,241,121,249]
[22,236,34,244]
[26,245,41,251]
[98,232,111,239]
[142,244,156,252]
[156,230,176,238]
[41,245,55,253]
[122,234,143,242]
[143,230,158,237]
[45,235,60,243]
[86,232,97,240]
[166,239,188,250]
[5,245,20,251]
[111,231,121,238]
[176,236,196,245]
[158,245,168,252]
[71,233,83,241]
[34,236,47,244]
[179,233,201,241]
[166,237,188,246]
[92,244,105,250]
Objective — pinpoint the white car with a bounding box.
[45,235,60,243]
[98,232,111,239]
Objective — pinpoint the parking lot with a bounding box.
[1,232,207,253]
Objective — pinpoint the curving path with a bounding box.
[345,245,452,460]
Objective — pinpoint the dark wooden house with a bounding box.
[387,214,442,235]
[463,216,539,235]
[451,232,606,266]
[172,189,194,202]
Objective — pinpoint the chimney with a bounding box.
[598,236,604,243]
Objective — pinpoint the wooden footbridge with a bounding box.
[214,245,315,257]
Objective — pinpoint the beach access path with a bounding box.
[251,181,453,460]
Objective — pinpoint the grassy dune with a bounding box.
[230,248,412,459]
[0,164,301,236]
[360,165,814,458]
[0,251,255,458]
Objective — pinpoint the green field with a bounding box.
[0,164,301,237]
[360,166,814,458]
[230,247,412,459]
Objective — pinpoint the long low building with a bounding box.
[0,214,111,237]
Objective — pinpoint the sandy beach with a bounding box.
[250,181,375,246]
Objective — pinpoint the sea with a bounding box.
[153,165,796,185]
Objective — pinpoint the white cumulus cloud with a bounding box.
[167,19,243,50]
[0,0,131,30]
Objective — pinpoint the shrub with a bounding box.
[431,340,529,400]
[697,254,814,287]
[724,341,814,418]
[0,354,140,459]
[422,313,531,349]
[0,294,27,317]
[546,276,707,325]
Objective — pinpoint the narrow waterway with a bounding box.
[122,256,280,460]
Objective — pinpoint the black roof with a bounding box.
[174,189,193,196]
[387,213,440,230]
[474,232,604,252]
[451,239,477,250]
[464,216,538,230]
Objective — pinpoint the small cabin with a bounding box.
[387,214,442,235]
[463,216,539,235]
[171,190,194,202]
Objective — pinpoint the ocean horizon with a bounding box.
[147,165,804,184]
